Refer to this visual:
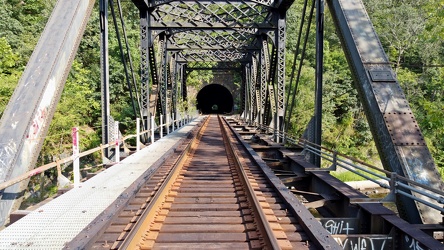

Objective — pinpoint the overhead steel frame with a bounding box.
[130,0,294,141]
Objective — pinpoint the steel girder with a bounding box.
[240,64,247,116]
[101,0,111,152]
[275,13,286,138]
[140,10,150,126]
[159,34,168,116]
[170,55,178,120]
[168,54,178,122]
[250,56,258,121]
[131,0,294,135]
[132,0,277,66]
[0,0,95,226]
[258,37,268,125]
[266,45,278,126]
[327,0,444,224]
[186,62,241,71]
[182,64,188,103]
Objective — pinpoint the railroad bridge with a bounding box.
[0,0,443,249]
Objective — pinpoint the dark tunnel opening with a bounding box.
[196,84,234,114]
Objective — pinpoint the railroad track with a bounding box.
[85,115,335,249]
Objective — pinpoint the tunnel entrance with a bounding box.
[196,84,233,114]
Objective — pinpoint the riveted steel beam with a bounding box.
[135,0,293,136]
[327,0,444,224]
[140,10,150,120]
[259,36,270,126]
[0,0,95,226]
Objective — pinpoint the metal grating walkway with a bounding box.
[0,118,203,249]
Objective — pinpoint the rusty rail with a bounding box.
[97,115,321,249]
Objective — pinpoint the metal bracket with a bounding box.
[369,70,396,82]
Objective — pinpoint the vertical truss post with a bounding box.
[313,0,324,167]
[244,63,251,121]
[171,55,178,127]
[254,53,261,125]
[177,63,183,102]
[139,9,150,141]
[183,65,188,110]
[100,0,110,158]
[177,63,185,116]
[250,57,258,123]
[166,55,173,134]
[259,36,269,128]
[241,64,247,118]
[159,34,168,118]
[276,13,287,142]
[267,46,278,129]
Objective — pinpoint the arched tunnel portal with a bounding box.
[196,84,234,114]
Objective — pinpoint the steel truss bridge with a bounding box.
[0,0,443,248]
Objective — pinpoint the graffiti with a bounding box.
[323,219,356,235]
[406,157,429,185]
[334,236,392,250]
[404,235,425,250]
[27,107,48,141]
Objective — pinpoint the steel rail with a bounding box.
[218,115,282,249]
[229,118,340,249]
[119,116,210,249]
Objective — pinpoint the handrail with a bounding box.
[242,119,444,214]
[0,112,198,191]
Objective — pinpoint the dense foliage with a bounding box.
[0,0,443,181]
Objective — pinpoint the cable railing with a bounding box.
[240,118,444,215]
[0,111,199,192]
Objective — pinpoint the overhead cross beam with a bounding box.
[132,0,294,133]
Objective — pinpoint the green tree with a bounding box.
[0,38,20,115]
